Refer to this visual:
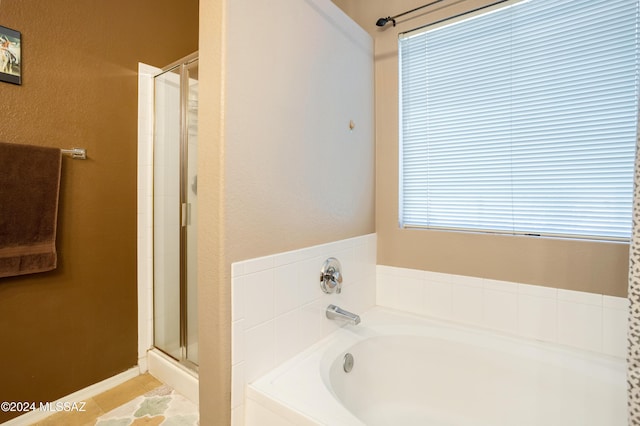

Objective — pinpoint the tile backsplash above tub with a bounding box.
[231,234,377,424]
[232,240,627,425]
[377,265,628,359]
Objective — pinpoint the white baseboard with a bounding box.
[138,355,149,374]
[3,367,140,426]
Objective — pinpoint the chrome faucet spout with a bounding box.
[326,304,361,325]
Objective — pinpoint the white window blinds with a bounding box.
[399,0,639,240]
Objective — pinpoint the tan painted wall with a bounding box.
[224,0,375,265]
[332,0,630,297]
[197,1,229,424]
[0,1,198,422]
[198,0,375,423]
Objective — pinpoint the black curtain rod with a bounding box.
[398,0,513,36]
[376,0,445,27]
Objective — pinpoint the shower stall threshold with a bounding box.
[148,348,199,405]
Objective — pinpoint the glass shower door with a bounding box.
[154,65,181,360]
[153,54,198,369]
[184,60,198,366]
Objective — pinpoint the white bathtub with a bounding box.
[246,307,627,426]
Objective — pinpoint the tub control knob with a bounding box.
[320,257,343,294]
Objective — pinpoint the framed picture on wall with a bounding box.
[0,25,21,85]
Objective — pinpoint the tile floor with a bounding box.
[30,373,198,426]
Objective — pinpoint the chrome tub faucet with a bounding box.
[326,304,361,325]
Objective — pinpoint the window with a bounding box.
[399,0,639,240]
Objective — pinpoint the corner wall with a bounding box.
[198,0,375,423]
[0,1,198,423]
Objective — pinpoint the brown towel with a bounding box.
[0,142,62,278]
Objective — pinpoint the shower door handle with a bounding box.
[181,203,191,227]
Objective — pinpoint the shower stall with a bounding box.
[153,52,199,370]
